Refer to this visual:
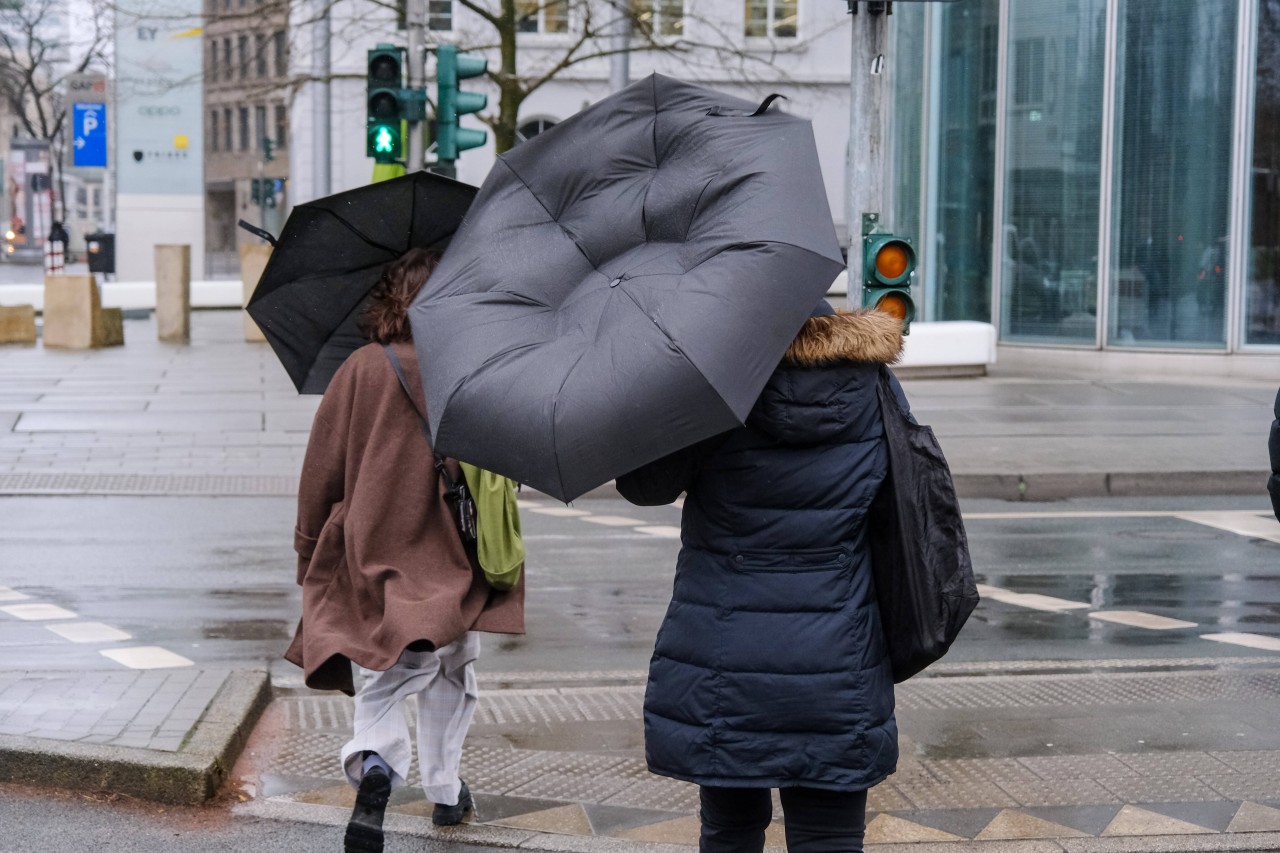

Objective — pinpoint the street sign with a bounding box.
[73,103,108,168]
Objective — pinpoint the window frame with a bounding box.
[744,0,799,40]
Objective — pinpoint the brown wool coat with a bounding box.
[284,341,525,695]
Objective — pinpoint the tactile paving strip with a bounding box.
[0,472,299,496]
[897,669,1280,710]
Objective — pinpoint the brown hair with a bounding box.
[360,248,441,344]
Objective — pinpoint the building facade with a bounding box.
[204,0,290,275]
[889,0,1279,358]
[286,0,1277,362]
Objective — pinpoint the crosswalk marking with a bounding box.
[0,587,30,602]
[1,603,77,621]
[527,506,591,518]
[100,646,194,669]
[975,584,1090,611]
[636,525,681,538]
[580,515,644,527]
[46,622,132,643]
[1201,632,1280,652]
[1174,510,1280,544]
[1088,611,1197,630]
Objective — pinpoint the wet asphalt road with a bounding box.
[1,493,1277,676]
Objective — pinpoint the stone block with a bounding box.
[97,308,125,347]
[43,275,100,349]
[154,244,191,344]
[0,305,37,344]
[239,243,271,343]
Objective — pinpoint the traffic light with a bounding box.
[249,178,261,205]
[436,44,488,164]
[367,45,405,163]
[262,136,275,162]
[862,233,916,333]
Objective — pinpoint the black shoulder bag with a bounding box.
[868,366,980,682]
[383,345,477,545]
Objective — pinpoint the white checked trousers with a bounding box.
[340,632,480,806]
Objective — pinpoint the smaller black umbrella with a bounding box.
[246,171,477,394]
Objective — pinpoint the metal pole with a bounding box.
[609,1,631,92]
[846,3,889,249]
[406,0,425,172]
[311,0,331,197]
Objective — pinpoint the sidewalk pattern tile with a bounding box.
[246,682,1280,846]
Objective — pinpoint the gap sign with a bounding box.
[73,103,108,168]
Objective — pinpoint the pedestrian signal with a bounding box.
[365,44,424,164]
[862,234,916,333]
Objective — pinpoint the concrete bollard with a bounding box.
[155,244,192,344]
[239,243,271,343]
[0,305,37,344]
[43,275,123,349]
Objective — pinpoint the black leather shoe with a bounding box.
[432,781,474,826]
[345,766,392,852]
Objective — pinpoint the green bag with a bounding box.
[460,463,524,591]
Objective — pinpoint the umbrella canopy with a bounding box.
[247,171,477,394]
[409,74,846,502]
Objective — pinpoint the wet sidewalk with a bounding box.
[0,310,1274,501]
[229,656,1280,852]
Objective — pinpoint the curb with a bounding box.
[535,470,1268,504]
[0,669,271,805]
[234,799,1280,853]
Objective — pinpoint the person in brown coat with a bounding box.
[284,248,525,851]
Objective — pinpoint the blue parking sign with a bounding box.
[73,103,108,168]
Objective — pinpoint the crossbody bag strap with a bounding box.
[381,344,458,490]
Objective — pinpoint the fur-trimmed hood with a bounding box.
[747,308,903,446]
[783,308,904,366]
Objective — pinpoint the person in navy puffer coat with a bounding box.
[617,302,908,853]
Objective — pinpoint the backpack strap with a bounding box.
[382,344,460,492]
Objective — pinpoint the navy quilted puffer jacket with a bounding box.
[618,308,905,791]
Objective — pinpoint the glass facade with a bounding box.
[999,0,1107,343]
[1108,0,1237,348]
[898,0,1268,352]
[934,0,999,323]
[1249,0,1280,346]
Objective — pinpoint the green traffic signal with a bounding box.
[366,44,415,164]
[862,234,917,333]
[436,44,488,163]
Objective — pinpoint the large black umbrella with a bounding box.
[247,171,476,394]
[409,74,845,502]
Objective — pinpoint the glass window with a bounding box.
[237,35,248,79]
[208,38,217,81]
[1247,0,1280,346]
[274,104,287,150]
[254,105,267,152]
[223,38,233,81]
[223,107,232,151]
[255,33,267,77]
[210,110,219,152]
[517,0,568,33]
[238,106,249,151]
[745,0,795,38]
[1107,0,1237,348]
[999,0,1107,343]
[633,0,683,37]
[428,0,452,31]
[936,0,999,322]
[274,32,287,77]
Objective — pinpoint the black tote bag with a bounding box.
[868,367,980,682]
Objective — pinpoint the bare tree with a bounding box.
[0,0,111,218]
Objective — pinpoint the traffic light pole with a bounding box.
[845,3,890,247]
[405,0,425,172]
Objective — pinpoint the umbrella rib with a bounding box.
[316,207,403,257]
[612,283,734,424]
[548,347,591,502]
[495,159,598,273]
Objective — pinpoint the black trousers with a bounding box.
[699,785,868,853]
